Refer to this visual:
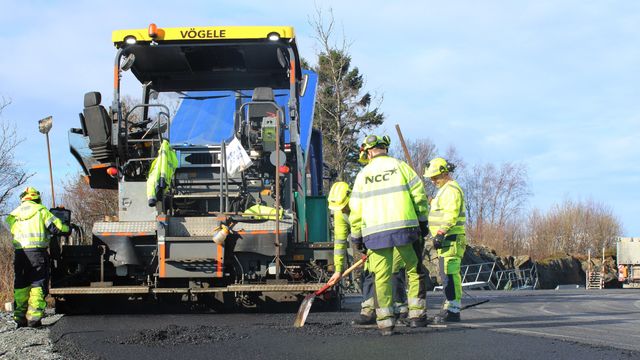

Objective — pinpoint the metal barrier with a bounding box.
[434,261,539,291]
[434,261,497,290]
[494,264,539,290]
[460,261,498,290]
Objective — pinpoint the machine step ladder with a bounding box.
[586,247,605,290]
[586,271,603,289]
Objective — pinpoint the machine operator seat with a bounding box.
[82,92,114,162]
[246,87,279,147]
[248,87,278,118]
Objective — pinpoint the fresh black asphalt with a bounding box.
[49,289,640,360]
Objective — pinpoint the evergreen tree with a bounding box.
[310,8,385,182]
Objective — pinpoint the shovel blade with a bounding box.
[293,293,316,328]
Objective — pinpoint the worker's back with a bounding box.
[350,155,428,249]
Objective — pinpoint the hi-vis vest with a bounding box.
[6,201,67,250]
[428,180,466,236]
[147,139,178,204]
[349,156,429,250]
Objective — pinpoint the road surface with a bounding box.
[49,289,640,360]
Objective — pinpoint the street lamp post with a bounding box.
[38,116,55,207]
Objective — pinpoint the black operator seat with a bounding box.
[246,87,279,146]
[82,91,113,162]
[248,87,278,121]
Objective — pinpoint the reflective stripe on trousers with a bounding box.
[361,297,375,316]
[395,303,409,315]
[26,286,46,321]
[444,300,462,313]
[376,307,395,329]
[14,286,46,322]
[408,297,426,319]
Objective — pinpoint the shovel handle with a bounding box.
[460,299,490,311]
[314,255,367,296]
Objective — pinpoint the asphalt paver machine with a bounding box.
[52,24,335,311]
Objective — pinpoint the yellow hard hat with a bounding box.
[361,134,391,151]
[20,187,41,202]
[424,157,451,178]
[328,182,351,211]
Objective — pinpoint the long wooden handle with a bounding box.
[315,255,367,296]
[395,124,416,173]
[396,124,431,202]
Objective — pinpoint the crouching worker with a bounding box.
[6,187,69,328]
[326,182,409,326]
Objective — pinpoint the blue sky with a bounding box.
[1,1,638,235]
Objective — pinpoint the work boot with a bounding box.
[13,318,27,329]
[27,319,42,328]
[434,310,460,323]
[351,314,376,326]
[380,327,394,336]
[409,317,428,328]
[395,312,410,326]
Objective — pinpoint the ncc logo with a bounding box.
[365,168,397,184]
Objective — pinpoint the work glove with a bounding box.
[419,221,429,238]
[431,233,445,250]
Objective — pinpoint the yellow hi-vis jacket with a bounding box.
[333,210,406,273]
[349,155,429,250]
[428,179,466,237]
[147,139,178,205]
[6,201,69,250]
[333,211,350,272]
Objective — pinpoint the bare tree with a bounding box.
[391,138,437,173]
[390,140,468,200]
[0,227,14,303]
[310,7,385,182]
[0,97,32,302]
[463,162,531,253]
[0,98,33,214]
[443,145,466,175]
[526,198,622,258]
[61,173,118,242]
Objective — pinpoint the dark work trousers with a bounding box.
[13,249,49,322]
[14,249,49,292]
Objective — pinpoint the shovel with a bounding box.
[293,255,367,328]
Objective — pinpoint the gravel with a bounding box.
[0,310,64,360]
